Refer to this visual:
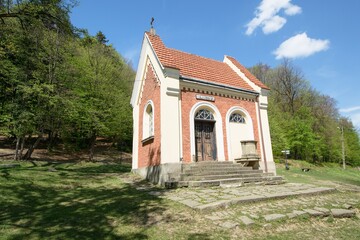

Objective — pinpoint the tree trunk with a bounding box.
[88,133,96,162]
[47,130,56,151]
[14,136,20,160]
[19,137,25,159]
[22,134,43,160]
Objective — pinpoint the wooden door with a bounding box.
[195,121,216,161]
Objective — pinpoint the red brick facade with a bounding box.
[132,32,273,172]
[180,88,260,163]
[138,64,161,168]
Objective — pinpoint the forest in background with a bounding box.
[1,1,359,166]
[0,0,134,161]
[249,61,360,166]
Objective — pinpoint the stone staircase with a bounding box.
[173,161,284,188]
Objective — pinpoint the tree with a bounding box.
[341,118,360,166]
[248,63,271,85]
[268,59,308,114]
[61,32,134,161]
[249,60,360,165]
[1,2,135,161]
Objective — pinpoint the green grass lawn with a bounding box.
[276,159,360,186]
[1,159,359,240]
[0,161,170,239]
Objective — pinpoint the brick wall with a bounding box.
[138,64,161,168]
[181,88,260,163]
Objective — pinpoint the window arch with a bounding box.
[195,109,214,121]
[190,102,226,161]
[229,113,245,123]
[143,101,154,139]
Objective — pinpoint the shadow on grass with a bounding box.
[0,163,171,239]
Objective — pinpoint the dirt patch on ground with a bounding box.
[0,137,132,164]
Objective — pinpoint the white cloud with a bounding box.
[262,16,287,34]
[284,4,302,15]
[273,33,330,59]
[340,107,360,131]
[245,0,302,35]
[340,106,360,113]
[351,113,360,131]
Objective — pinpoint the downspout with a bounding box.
[257,96,268,173]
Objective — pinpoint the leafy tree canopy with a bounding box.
[249,60,360,166]
[0,1,135,160]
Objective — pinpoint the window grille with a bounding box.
[229,113,245,123]
[195,109,214,120]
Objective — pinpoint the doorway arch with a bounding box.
[189,102,225,162]
[194,109,216,161]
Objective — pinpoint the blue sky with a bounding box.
[70,0,360,130]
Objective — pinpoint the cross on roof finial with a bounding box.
[150,17,156,35]
[150,17,154,28]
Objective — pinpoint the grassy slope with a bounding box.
[276,159,360,186]
[0,160,359,240]
[0,161,229,240]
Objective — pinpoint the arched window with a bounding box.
[229,113,245,123]
[143,102,154,139]
[195,109,214,121]
[147,105,153,136]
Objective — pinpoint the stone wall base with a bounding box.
[132,163,182,186]
[259,161,277,175]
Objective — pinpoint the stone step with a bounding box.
[186,161,233,165]
[220,176,284,185]
[182,169,263,176]
[178,176,285,188]
[183,165,255,172]
[181,172,264,181]
[181,162,250,169]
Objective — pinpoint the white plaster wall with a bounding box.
[226,107,254,161]
[229,124,242,159]
[160,72,181,164]
[132,104,139,169]
[260,104,276,174]
[224,56,276,174]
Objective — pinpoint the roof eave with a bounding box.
[180,75,259,96]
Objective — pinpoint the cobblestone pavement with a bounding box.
[124,176,360,229]
[146,183,335,212]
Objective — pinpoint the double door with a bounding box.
[195,121,217,161]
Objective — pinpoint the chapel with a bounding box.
[131,29,278,186]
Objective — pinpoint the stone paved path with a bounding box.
[124,175,360,230]
[146,183,335,212]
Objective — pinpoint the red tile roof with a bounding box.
[146,33,178,70]
[146,32,268,91]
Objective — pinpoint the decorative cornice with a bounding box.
[181,87,257,103]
